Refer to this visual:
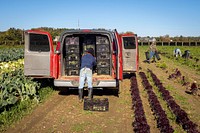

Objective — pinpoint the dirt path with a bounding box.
[5,83,134,133]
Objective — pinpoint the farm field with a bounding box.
[1,46,200,133]
[158,46,200,72]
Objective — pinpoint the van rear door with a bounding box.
[121,34,138,72]
[114,30,123,80]
[24,30,56,78]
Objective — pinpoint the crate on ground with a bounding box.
[84,98,109,111]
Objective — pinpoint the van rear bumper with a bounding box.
[54,79,117,88]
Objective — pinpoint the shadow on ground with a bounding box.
[57,87,119,97]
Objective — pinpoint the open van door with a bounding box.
[114,30,123,80]
[121,33,139,72]
[24,30,56,78]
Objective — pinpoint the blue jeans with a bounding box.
[149,51,155,60]
[78,67,93,89]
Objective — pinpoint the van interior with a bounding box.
[62,34,112,77]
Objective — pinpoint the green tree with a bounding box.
[0,28,22,43]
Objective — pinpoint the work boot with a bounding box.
[88,88,93,100]
[78,89,83,103]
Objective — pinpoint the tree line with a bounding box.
[0,27,200,45]
[0,27,68,45]
[138,34,200,42]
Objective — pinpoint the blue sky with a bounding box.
[0,0,200,37]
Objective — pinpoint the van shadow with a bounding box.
[57,87,119,97]
[123,72,136,79]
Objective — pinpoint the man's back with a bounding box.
[80,53,96,70]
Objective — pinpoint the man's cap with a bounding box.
[86,48,94,55]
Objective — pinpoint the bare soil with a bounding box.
[4,51,200,133]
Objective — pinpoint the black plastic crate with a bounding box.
[66,68,79,76]
[65,37,79,45]
[97,67,110,75]
[84,98,109,111]
[65,45,79,53]
[97,59,110,67]
[96,52,110,60]
[66,60,80,68]
[66,53,80,60]
[96,44,109,52]
[96,36,109,45]
[66,64,80,68]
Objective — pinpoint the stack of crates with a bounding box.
[96,36,110,75]
[65,37,80,76]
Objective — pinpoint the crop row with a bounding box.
[139,72,174,133]
[148,69,199,133]
[130,76,150,133]
[0,48,24,62]
[0,59,40,111]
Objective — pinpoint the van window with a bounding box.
[29,33,50,52]
[123,37,136,49]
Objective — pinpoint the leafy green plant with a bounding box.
[0,48,24,62]
[156,61,167,69]
[0,59,40,110]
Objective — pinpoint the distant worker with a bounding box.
[182,50,190,59]
[146,38,160,63]
[78,48,97,102]
[173,48,182,58]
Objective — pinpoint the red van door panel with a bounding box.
[121,34,138,72]
[24,30,57,78]
[114,30,123,80]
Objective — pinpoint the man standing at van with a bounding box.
[78,48,96,102]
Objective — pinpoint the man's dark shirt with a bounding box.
[80,53,96,70]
